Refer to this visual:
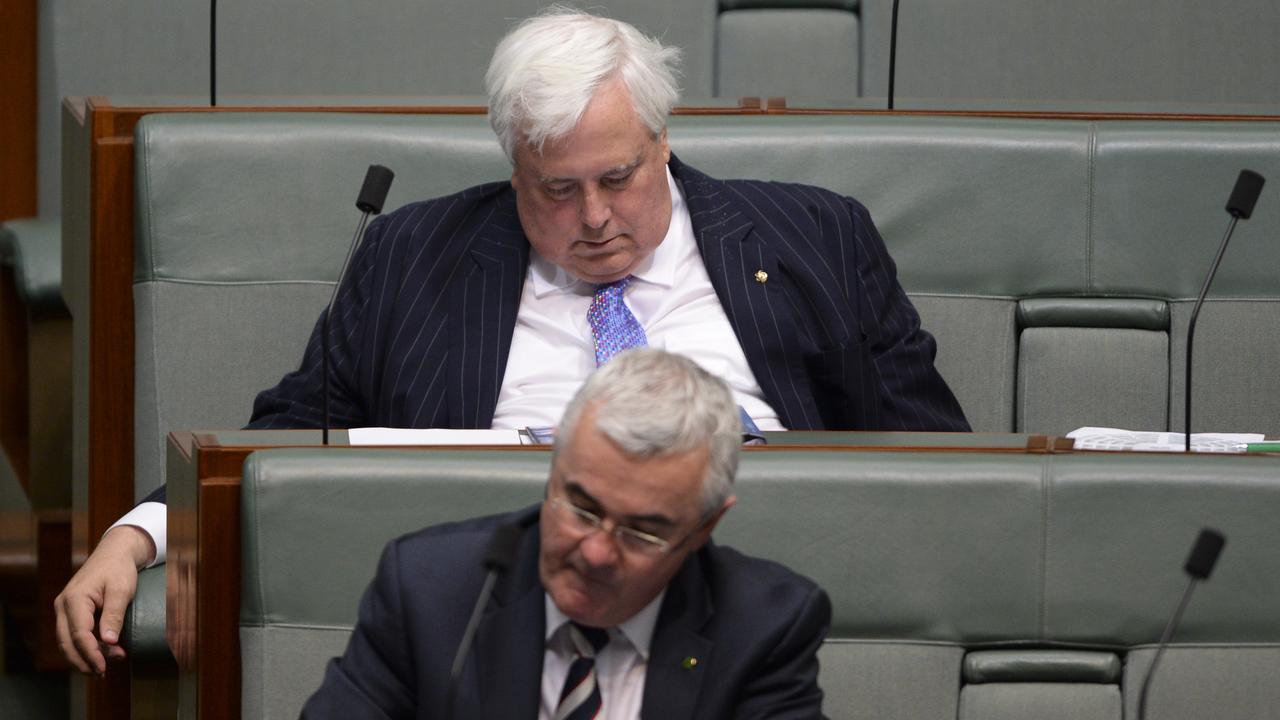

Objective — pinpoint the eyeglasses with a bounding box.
[547,496,678,556]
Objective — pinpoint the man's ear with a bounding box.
[694,495,736,545]
[659,127,670,163]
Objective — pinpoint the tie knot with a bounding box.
[569,623,610,657]
[593,275,632,300]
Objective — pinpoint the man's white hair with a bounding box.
[484,6,681,162]
[554,349,741,515]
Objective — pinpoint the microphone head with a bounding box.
[356,164,395,214]
[1184,528,1226,580]
[1225,170,1265,219]
[482,522,523,574]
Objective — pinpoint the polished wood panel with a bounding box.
[76,100,1280,719]
[0,270,30,489]
[0,0,37,221]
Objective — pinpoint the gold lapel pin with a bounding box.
[754,269,768,284]
[682,656,699,670]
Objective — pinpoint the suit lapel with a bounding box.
[641,548,714,720]
[467,513,546,717]
[674,158,815,429]
[447,188,529,428]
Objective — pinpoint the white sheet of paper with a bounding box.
[347,427,528,446]
[1067,426,1264,453]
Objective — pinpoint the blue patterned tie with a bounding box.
[588,276,648,366]
[554,623,610,720]
[586,277,764,440]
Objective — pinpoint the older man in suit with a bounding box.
[303,348,831,718]
[56,8,964,677]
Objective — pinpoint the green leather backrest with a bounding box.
[238,447,1280,719]
[133,112,1280,502]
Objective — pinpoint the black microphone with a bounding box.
[210,0,217,106]
[1136,528,1226,720]
[1183,169,1264,451]
[887,0,901,110]
[321,165,395,444]
[444,522,524,718]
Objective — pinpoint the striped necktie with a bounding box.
[553,623,610,720]
[588,276,648,366]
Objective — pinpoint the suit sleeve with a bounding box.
[843,197,970,432]
[301,539,417,719]
[731,583,832,719]
[245,214,389,430]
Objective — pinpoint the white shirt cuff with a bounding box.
[107,502,168,568]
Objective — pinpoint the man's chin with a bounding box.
[570,261,633,285]
[549,577,615,625]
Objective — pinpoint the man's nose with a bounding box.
[577,525,621,568]
[580,186,611,230]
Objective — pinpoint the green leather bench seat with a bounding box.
[235,448,1280,719]
[132,112,1280,503]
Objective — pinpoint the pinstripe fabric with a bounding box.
[247,156,968,435]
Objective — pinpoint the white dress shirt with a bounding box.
[491,166,783,430]
[114,166,783,565]
[541,591,665,720]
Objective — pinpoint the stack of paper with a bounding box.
[1066,427,1265,453]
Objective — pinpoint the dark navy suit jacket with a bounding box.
[300,506,832,719]
[248,155,969,434]
[143,157,967,505]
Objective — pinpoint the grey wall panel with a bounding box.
[43,0,714,214]
[860,1,1280,106]
[717,9,859,100]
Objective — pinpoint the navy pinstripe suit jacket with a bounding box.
[248,155,969,434]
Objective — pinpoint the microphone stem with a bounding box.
[210,0,217,106]
[1135,576,1198,720]
[321,211,372,445]
[446,569,500,718]
[1184,216,1238,451]
[888,0,900,110]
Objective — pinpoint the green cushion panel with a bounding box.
[721,0,859,10]
[959,683,1119,720]
[1122,646,1280,720]
[717,10,859,100]
[1167,299,1280,433]
[1044,454,1280,644]
[133,281,331,498]
[240,449,550,626]
[718,452,1047,640]
[1091,122,1280,298]
[241,626,351,720]
[819,641,963,720]
[122,565,172,668]
[1016,327,1168,435]
[964,650,1121,684]
[669,115,1092,296]
[134,113,509,283]
[912,295,1017,432]
[1018,298,1169,331]
[0,218,63,312]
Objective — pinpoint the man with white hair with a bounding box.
[56,7,965,677]
[303,348,832,717]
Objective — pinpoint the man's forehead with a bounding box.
[514,142,645,181]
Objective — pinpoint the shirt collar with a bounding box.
[544,588,667,661]
[529,165,687,298]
